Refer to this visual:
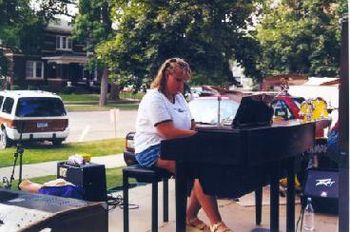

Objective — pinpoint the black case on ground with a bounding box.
[57,162,107,202]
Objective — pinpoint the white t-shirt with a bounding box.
[134,89,192,153]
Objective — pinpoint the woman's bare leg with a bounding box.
[156,159,201,219]
[155,159,223,225]
[154,159,176,174]
[19,179,42,193]
[192,179,222,225]
[187,189,201,219]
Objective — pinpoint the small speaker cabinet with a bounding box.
[57,162,107,202]
[302,169,339,214]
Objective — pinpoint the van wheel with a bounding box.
[52,139,63,146]
[0,129,12,149]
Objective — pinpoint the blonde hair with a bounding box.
[151,58,191,94]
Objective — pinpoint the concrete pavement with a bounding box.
[109,180,338,232]
[0,155,339,232]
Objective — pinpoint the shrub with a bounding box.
[61,86,75,94]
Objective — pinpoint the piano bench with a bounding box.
[122,164,172,232]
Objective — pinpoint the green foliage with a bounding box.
[95,0,262,90]
[60,93,101,102]
[73,0,116,104]
[255,0,347,77]
[73,0,115,63]
[65,102,139,112]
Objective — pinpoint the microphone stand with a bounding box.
[217,95,221,127]
[17,141,24,190]
[7,122,24,190]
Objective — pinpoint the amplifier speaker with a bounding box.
[57,162,107,202]
[302,169,339,214]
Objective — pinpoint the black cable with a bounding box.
[296,196,305,232]
[105,193,139,211]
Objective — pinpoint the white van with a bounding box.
[0,90,69,148]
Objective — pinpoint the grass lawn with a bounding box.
[60,94,100,102]
[59,93,140,112]
[5,167,136,192]
[60,92,144,102]
[65,103,139,111]
[0,139,125,167]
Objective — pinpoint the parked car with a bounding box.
[0,90,69,148]
[123,93,304,165]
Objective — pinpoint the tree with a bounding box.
[73,0,115,105]
[96,0,263,91]
[254,0,348,77]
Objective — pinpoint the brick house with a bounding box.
[3,20,99,91]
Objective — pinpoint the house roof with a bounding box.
[260,74,308,90]
[42,55,88,64]
[46,19,72,33]
[305,77,340,86]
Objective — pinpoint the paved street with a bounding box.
[66,110,137,143]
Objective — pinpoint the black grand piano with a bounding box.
[161,100,315,232]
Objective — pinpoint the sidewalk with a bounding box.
[109,180,338,232]
[0,154,125,180]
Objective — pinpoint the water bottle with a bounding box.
[303,197,315,231]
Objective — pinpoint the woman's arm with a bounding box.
[156,121,196,140]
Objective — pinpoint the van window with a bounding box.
[15,97,67,117]
[2,97,14,114]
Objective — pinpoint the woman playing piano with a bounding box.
[134,58,232,232]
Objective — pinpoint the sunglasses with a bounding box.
[164,58,190,70]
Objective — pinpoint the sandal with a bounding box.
[186,217,209,230]
[210,222,232,232]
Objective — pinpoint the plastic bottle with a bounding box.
[303,197,315,231]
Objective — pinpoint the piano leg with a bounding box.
[270,163,280,232]
[175,162,188,232]
[286,157,295,232]
[255,187,262,225]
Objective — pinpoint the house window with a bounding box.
[56,36,73,50]
[26,61,44,79]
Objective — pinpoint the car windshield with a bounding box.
[189,98,240,125]
[15,97,67,117]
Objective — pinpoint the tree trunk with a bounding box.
[99,67,108,106]
[109,83,120,101]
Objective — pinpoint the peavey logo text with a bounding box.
[315,178,336,187]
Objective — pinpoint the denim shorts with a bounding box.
[135,144,161,168]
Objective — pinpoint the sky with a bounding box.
[30,0,78,22]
